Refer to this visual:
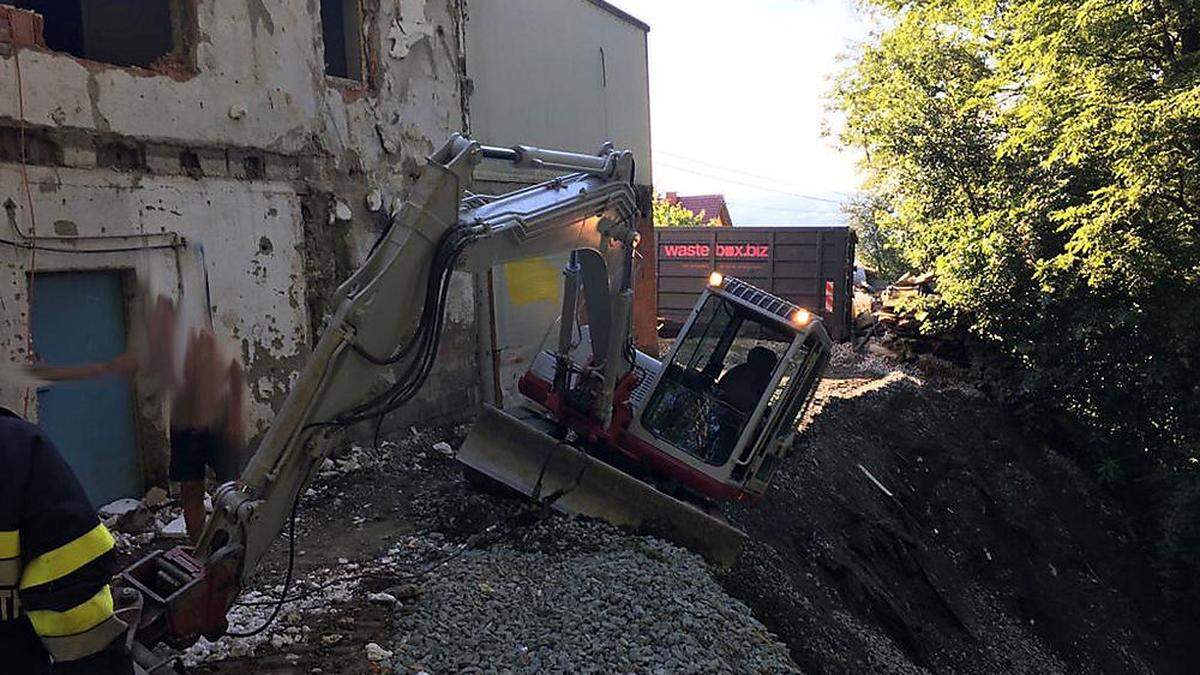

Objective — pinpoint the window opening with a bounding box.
[10,0,179,68]
[320,0,363,80]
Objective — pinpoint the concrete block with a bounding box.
[264,152,302,182]
[194,148,228,178]
[298,154,326,182]
[96,139,147,172]
[229,149,266,181]
[144,143,182,176]
[59,136,97,169]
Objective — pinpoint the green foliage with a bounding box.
[1096,457,1126,485]
[843,193,910,282]
[834,0,1200,479]
[653,195,720,227]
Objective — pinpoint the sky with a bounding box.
[605,0,870,225]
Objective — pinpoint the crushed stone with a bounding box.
[389,517,798,674]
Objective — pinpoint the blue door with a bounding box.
[31,271,142,506]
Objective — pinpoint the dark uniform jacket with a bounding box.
[0,407,132,674]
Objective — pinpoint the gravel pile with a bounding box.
[388,517,798,674]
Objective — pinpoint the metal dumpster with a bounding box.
[655,226,856,340]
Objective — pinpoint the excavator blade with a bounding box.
[458,406,747,567]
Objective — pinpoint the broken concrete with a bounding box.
[158,514,188,540]
[98,497,141,519]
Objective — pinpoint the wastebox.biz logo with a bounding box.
[661,243,769,259]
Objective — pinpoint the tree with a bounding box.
[835,0,1200,602]
[843,193,909,282]
[834,1,1200,475]
[653,195,719,227]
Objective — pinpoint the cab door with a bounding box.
[738,327,830,496]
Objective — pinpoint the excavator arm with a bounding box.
[119,135,641,651]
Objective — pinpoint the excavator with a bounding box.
[117,135,831,665]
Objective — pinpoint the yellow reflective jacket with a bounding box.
[0,408,129,674]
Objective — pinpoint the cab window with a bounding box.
[642,294,791,466]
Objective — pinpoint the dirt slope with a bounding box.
[721,349,1187,674]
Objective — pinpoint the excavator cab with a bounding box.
[642,294,794,466]
[628,274,830,502]
[462,271,829,565]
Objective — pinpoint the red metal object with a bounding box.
[517,370,757,505]
[825,279,835,314]
[656,226,856,340]
[120,546,240,648]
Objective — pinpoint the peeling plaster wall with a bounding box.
[0,166,309,483]
[0,0,471,484]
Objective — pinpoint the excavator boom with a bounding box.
[120,135,642,649]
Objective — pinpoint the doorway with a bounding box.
[30,270,142,505]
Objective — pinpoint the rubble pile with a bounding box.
[855,272,966,363]
[184,531,465,667]
[100,488,191,550]
[875,272,937,335]
[105,431,803,673]
[720,346,1175,673]
[389,517,799,673]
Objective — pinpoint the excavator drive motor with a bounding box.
[458,406,748,566]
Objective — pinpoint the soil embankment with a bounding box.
[722,348,1186,673]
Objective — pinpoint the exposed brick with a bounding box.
[0,6,46,50]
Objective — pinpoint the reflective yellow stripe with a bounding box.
[0,530,17,559]
[26,584,114,637]
[39,614,127,662]
[20,523,114,589]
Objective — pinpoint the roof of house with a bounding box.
[670,194,732,224]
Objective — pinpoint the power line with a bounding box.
[656,160,847,204]
[655,150,848,204]
[739,202,844,215]
[658,149,825,189]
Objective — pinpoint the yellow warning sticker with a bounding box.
[504,258,561,307]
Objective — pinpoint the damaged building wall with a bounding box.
[0,0,470,493]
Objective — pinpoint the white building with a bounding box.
[0,0,651,503]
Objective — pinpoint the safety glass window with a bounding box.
[643,295,791,466]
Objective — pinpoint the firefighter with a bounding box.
[0,406,133,674]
